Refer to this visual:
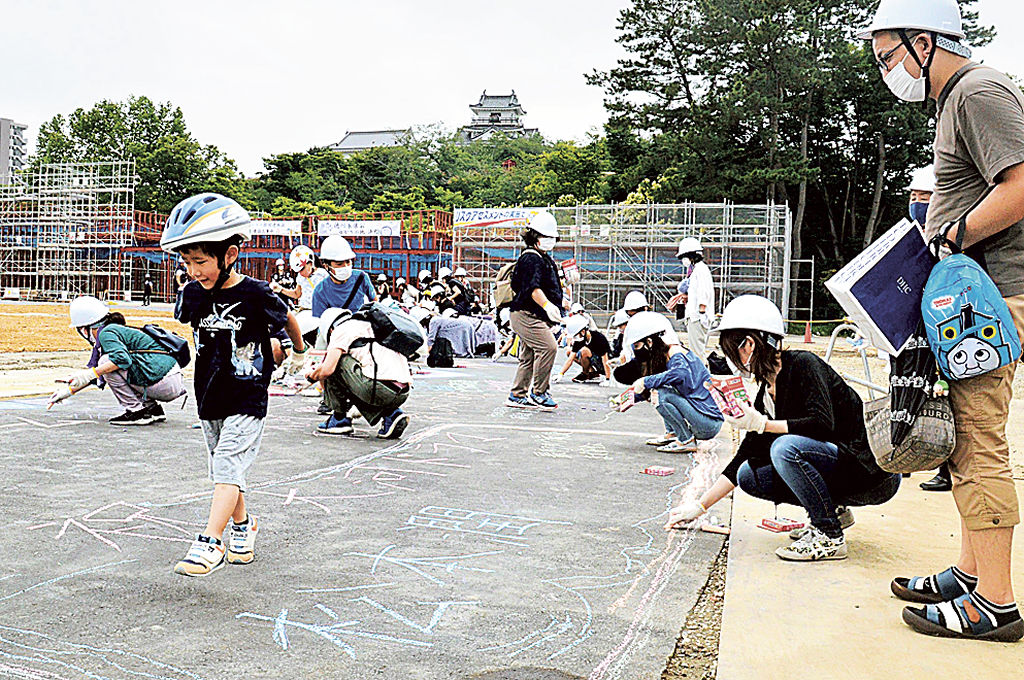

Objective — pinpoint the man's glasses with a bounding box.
[875,42,906,72]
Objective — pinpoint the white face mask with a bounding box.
[883,52,927,102]
[680,257,692,269]
[537,237,556,252]
[332,265,353,281]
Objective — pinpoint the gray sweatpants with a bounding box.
[200,415,265,493]
[686,318,710,363]
[101,357,186,412]
[509,311,558,398]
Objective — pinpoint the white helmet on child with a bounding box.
[906,166,936,193]
[409,306,431,324]
[454,266,468,277]
[275,257,285,266]
[624,311,678,348]
[69,296,109,328]
[714,295,786,339]
[623,290,649,312]
[676,237,703,257]
[438,266,453,279]
[396,277,406,286]
[318,307,352,341]
[611,309,629,328]
[321,235,356,262]
[418,269,432,282]
[289,245,315,272]
[564,315,589,339]
[527,211,559,238]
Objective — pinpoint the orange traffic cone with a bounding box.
[804,322,813,344]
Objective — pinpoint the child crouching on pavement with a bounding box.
[163,193,306,577]
[308,308,411,439]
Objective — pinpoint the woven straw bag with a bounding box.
[864,395,956,473]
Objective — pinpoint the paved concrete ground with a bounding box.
[0,359,728,680]
[718,448,1024,679]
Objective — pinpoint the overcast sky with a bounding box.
[3,0,1022,176]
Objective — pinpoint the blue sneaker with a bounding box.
[318,415,353,435]
[377,409,409,439]
[529,392,558,409]
[505,393,537,409]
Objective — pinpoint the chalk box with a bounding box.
[609,387,636,412]
[708,376,749,418]
[825,219,933,356]
[759,517,805,533]
[641,466,675,476]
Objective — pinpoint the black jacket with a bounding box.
[722,351,890,496]
[510,249,562,323]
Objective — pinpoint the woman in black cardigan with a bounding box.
[665,295,899,561]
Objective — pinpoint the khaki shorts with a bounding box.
[947,294,1024,531]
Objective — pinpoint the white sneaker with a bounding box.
[790,506,854,540]
[776,527,847,562]
[226,515,259,565]
[174,536,226,576]
[646,434,676,446]
[657,438,698,454]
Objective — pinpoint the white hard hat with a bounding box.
[454,266,467,277]
[677,237,703,257]
[906,165,936,193]
[714,295,785,338]
[409,306,431,323]
[527,211,559,238]
[320,235,356,262]
[289,245,314,272]
[418,269,432,281]
[611,310,629,327]
[441,308,458,318]
[69,296,109,328]
[570,302,585,314]
[376,273,388,283]
[275,258,285,266]
[856,0,965,40]
[318,307,352,341]
[420,299,437,313]
[438,266,453,279]
[564,315,589,338]
[624,311,677,348]
[623,290,649,312]
[396,277,406,286]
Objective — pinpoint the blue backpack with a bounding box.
[921,225,1021,380]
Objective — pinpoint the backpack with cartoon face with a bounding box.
[921,253,1021,380]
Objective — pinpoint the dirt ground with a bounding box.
[0,302,187,352]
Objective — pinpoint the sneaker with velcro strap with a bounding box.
[174,535,225,576]
[226,516,259,565]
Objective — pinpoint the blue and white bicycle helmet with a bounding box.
[160,193,251,254]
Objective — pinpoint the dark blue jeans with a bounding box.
[736,434,843,537]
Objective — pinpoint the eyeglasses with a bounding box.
[875,42,906,72]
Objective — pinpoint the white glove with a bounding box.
[67,368,99,391]
[286,348,308,377]
[725,400,768,434]
[270,281,281,293]
[48,385,73,406]
[542,301,563,325]
[665,500,707,529]
[551,373,563,384]
[599,379,611,387]
[632,377,647,394]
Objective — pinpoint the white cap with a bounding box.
[906,165,936,193]
[623,311,678,348]
[69,296,109,328]
[564,315,589,338]
[713,295,785,338]
[856,0,965,40]
[527,211,559,238]
[321,235,356,262]
[623,290,649,312]
[677,237,703,257]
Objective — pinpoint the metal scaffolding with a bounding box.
[453,202,792,321]
[0,161,137,300]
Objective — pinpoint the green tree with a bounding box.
[34,96,247,212]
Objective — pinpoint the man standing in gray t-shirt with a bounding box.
[861,0,1024,643]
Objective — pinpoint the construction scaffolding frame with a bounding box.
[0,161,137,300]
[453,202,792,322]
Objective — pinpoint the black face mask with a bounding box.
[633,344,651,361]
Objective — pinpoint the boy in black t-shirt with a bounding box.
[552,315,612,385]
[162,193,306,577]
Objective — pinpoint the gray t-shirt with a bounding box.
[929,64,1024,296]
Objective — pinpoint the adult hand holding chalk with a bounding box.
[48,383,74,409]
[664,500,706,530]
